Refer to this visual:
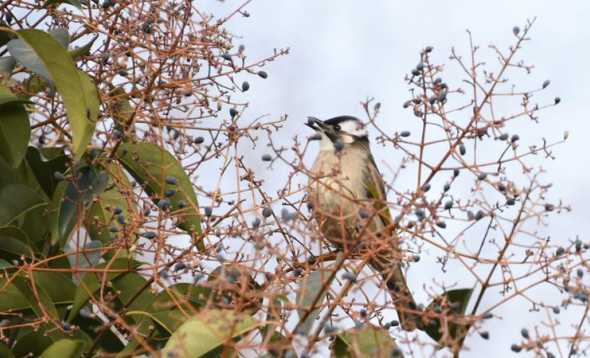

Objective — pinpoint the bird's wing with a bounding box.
[365,155,394,234]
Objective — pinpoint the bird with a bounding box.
[305,115,421,331]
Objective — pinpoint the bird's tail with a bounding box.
[369,255,423,331]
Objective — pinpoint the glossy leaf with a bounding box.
[0,342,14,358]
[0,272,74,313]
[12,329,54,357]
[66,240,103,269]
[69,36,97,59]
[84,161,134,245]
[162,309,261,357]
[12,275,60,320]
[40,339,84,358]
[108,87,135,131]
[0,225,34,258]
[25,146,68,198]
[332,326,401,358]
[0,85,31,168]
[52,165,109,246]
[423,288,473,348]
[296,270,326,335]
[9,29,98,159]
[67,258,139,322]
[47,28,70,48]
[0,184,46,226]
[116,142,202,247]
[0,56,16,78]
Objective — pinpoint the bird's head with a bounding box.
[305,115,369,152]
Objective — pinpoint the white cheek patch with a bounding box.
[339,120,368,138]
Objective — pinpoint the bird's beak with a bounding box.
[305,116,322,131]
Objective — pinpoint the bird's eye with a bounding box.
[334,124,341,131]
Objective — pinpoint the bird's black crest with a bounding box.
[323,115,360,126]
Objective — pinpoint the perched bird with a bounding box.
[306,115,420,330]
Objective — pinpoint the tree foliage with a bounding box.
[0,2,586,358]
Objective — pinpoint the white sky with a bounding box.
[197,1,590,357]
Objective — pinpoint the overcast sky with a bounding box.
[198,1,589,356]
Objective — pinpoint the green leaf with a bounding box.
[0,341,15,358]
[84,161,134,246]
[116,142,202,247]
[0,85,31,168]
[0,225,35,258]
[25,146,68,198]
[12,275,60,320]
[332,326,401,358]
[40,339,84,358]
[67,258,139,322]
[162,309,261,357]
[296,270,326,335]
[0,84,32,106]
[0,272,74,313]
[52,165,109,246]
[108,87,135,131]
[9,29,98,159]
[12,329,54,357]
[423,288,473,349]
[69,36,97,60]
[0,184,46,226]
[0,56,16,79]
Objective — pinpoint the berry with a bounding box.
[542,80,551,89]
[141,231,156,239]
[512,26,520,36]
[174,262,186,271]
[165,176,178,185]
[436,220,446,229]
[444,201,453,210]
[358,208,370,219]
[257,71,268,79]
[342,272,357,283]
[544,203,555,212]
[453,168,460,177]
[251,217,261,228]
[241,81,250,92]
[222,53,232,61]
[113,207,123,215]
[424,46,434,53]
[164,189,176,197]
[506,198,516,206]
[554,97,561,105]
[158,198,170,210]
[229,108,239,118]
[521,328,529,339]
[261,154,272,162]
[475,210,485,220]
[400,131,411,137]
[499,133,509,141]
[510,344,522,353]
[511,134,520,143]
[204,207,212,217]
[443,183,450,192]
[480,331,490,340]
[194,136,204,144]
[478,173,487,181]
[262,207,273,218]
[459,144,466,155]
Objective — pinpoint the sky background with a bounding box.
[198,1,589,357]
